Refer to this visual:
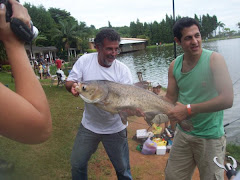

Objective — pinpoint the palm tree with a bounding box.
[52,20,78,61]
[29,34,48,59]
[217,21,225,35]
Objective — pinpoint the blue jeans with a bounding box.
[71,124,132,180]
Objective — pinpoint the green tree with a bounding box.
[130,21,137,37]
[115,26,130,37]
[201,14,218,38]
[24,3,56,46]
[52,20,78,60]
[217,21,225,35]
[76,22,94,53]
[108,21,112,28]
[48,8,78,27]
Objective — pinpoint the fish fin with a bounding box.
[97,100,109,106]
[118,111,128,125]
[151,114,169,125]
[144,112,158,126]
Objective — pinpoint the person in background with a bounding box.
[164,17,233,180]
[56,68,66,81]
[38,55,44,64]
[33,60,38,75]
[38,62,43,79]
[55,57,62,70]
[65,28,133,180]
[0,0,52,144]
[45,54,49,63]
[46,64,51,78]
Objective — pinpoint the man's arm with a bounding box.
[167,53,233,122]
[164,60,187,127]
[191,52,233,113]
[165,60,179,104]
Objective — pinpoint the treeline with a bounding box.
[125,14,218,45]
[23,3,97,59]
[24,3,220,52]
[0,3,224,62]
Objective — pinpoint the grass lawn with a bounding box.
[0,71,239,179]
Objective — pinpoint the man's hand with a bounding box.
[167,102,188,122]
[71,83,79,97]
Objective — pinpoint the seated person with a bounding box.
[56,69,66,81]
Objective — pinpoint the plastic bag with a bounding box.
[141,137,157,155]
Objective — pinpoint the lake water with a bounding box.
[118,38,240,145]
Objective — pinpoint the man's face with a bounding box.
[175,25,202,56]
[96,38,120,67]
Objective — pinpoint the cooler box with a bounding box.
[156,146,166,155]
[136,129,148,139]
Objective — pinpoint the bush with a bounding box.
[50,65,57,75]
[2,65,11,71]
[86,49,97,53]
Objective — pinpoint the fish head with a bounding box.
[75,81,108,103]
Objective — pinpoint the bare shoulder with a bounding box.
[169,59,176,67]
[210,51,228,71]
[210,51,225,63]
[210,51,232,92]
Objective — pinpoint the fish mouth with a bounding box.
[79,94,102,103]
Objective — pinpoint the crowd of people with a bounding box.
[0,0,238,180]
[32,55,65,80]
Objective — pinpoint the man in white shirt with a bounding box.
[66,28,133,180]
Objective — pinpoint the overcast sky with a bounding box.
[20,0,240,31]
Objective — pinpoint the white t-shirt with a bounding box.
[67,53,133,134]
[56,69,66,81]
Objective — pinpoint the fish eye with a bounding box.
[82,85,87,91]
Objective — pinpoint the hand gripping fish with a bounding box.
[75,80,194,132]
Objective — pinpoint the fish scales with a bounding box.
[99,80,173,114]
[75,80,193,131]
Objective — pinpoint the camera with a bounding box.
[1,0,38,43]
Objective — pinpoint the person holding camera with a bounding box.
[0,0,52,144]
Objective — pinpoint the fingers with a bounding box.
[135,108,145,117]
[0,3,12,42]
[0,3,6,24]
[71,83,79,97]
[0,3,7,30]
[9,0,31,28]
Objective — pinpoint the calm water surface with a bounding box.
[118,38,240,144]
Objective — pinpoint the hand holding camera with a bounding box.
[0,0,38,43]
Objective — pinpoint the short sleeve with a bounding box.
[67,57,83,82]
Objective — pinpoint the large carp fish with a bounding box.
[75,80,193,132]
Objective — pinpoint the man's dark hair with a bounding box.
[173,17,201,42]
[94,28,120,46]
